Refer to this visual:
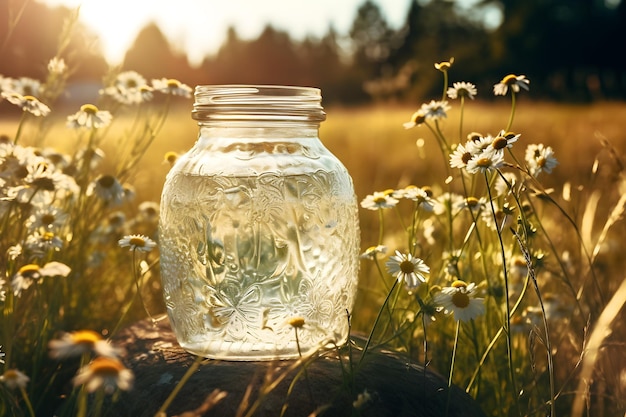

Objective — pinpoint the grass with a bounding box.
[2,60,626,417]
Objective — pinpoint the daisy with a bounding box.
[386,250,430,290]
[137,201,160,223]
[66,104,113,129]
[494,172,518,197]
[403,110,426,129]
[434,57,454,72]
[493,74,530,96]
[525,143,558,177]
[24,231,64,256]
[4,77,42,97]
[163,151,179,166]
[449,142,473,169]
[11,261,71,296]
[456,196,486,214]
[433,192,465,216]
[47,57,67,75]
[28,206,68,231]
[447,81,477,100]
[151,78,192,98]
[73,357,134,394]
[1,92,50,117]
[360,191,399,210]
[360,245,388,259]
[488,130,520,153]
[49,330,119,359]
[434,280,484,322]
[0,369,30,390]
[88,174,126,206]
[419,100,451,121]
[101,71,153,105]
[402,186,436,211]
[118,234,157,253]
[466,149,505,174]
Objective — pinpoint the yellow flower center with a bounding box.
[97,175,116,188]
[43,232,55,241]
[501,74,518,85]
[80,104,99,114]
[461,152,472,164]
[166,79,180,88]
[3,369,19,379]
[70,330,102,345]
[492,136,508,150]
[451,292,470,308]
[467,132,483,142]
[41,214,56,226]
[475,157,492,168]
[18,264,40,274]
[288,317,305,328]
[503,131,517,139]
[451,280,468,288]
[421,186,433,197]
[129,236,147,247]
[88,357,125,376]
[466,197,479,207]
[23,95,38,102]
[373,196,387,204]
[537,157,547,167]
[399,259,415,274]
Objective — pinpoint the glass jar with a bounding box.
[159,85,360,360]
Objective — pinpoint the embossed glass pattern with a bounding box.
[159,85,360,360]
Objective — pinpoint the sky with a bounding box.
[39,0,416,66]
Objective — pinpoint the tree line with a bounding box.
[1,0,625,104]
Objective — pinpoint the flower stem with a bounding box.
[445,321,460,417]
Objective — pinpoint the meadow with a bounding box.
[2,63,626,417]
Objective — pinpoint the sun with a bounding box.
[40,0,160,64]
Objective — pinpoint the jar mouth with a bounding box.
[192,85,326,122]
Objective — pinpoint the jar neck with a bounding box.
[192,85,326,125]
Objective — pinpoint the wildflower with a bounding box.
[434,57,454,72]
[3,76,42,96]
[28,206,68,231]
[488,130,520,154]
[49,330,119,359]
[449,142,473,169]
[360,191,399,210]
[466,149,505,174]
[447,81,477,100]
[419,100,450,121]
[47,57,67,75]
[101,71,153,105]
[25,231,64,255]
[0,369,30,390]
[163,151,179,166]
[287,317,305,328]
[494,172,518,197]
[66,104,112,129]
[360,245,388,259]
[525,143,558,177]
[493,74,530,96]
[457,196,486,214]
[403,110,426,129]
[11,261,71,296]
[89,174,126,206]
[434,280,484,322]
[1,92,50,117]
[353,389,372,409]
[401,186,436,211]
[434,192,465,216]
[73,357,134,394]
[481,202,515,231]
[136,201,160,223]
[386,250,430,290]
[118,234,157,253]
[151,78,192,98]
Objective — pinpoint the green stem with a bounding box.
[155,355,205,417]
[505,92,517,132]
[13,111,28,146]
[445,321,460,417]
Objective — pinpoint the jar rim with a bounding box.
[192,84,326,122]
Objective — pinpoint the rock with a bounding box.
[110,317,487,417]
